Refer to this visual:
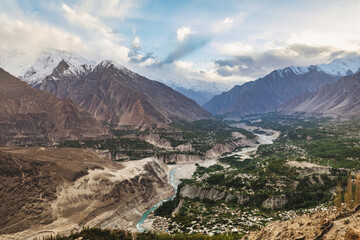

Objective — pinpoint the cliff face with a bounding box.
[0,147,172,239]
[39,60,213,128]
[0,68,108,145]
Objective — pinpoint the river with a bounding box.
[136,167,179,232]
[136,128,278,232]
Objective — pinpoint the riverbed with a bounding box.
[136,127,279,232]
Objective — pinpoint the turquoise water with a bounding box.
[136,167,179,232]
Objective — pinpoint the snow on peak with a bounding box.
[317,56,360,76]
[98,60,138,78]
[20,49,96,86]
[288,66,310,75]
[276,66,310,77]
[274,56,360,78]
[98,59,126,70]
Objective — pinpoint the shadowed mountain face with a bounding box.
[38,60,213,128]
[203,67,340,117]
[0,68,108,145]
[204,57,360,118]
[278,72,360,117]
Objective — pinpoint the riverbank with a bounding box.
[137,127,280,233]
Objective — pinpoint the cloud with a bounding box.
[132,36,140,49]
[177,26,195,42]
[214,43,359,79]
[218,41,253,56]
[156,36,209,66]
[62,4,119,41]
[129,51,156,66]
[213,12,246,33]
[287,43,333,58]
[215,56,264,77]
[0,13,86,53]
[61,3,131,64]
[223,17,234,24]
[77,0,140,19]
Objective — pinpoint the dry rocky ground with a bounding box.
[0,146,172,240]
[243,206,360,240]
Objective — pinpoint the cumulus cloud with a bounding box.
[218,41,253,56]
[0,13,86,54]
[132,36,140,49]
[177,26,195,42]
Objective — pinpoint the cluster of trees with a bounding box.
[334,173,360,210]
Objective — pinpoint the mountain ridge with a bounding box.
[36,58,213,128]
[203,56,360,117]
[278,72,360,117]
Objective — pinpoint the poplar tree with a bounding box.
[345,174,353,210]
[354,173,360,206]
[334,180,342,209]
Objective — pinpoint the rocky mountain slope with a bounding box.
[0,146,173,239]
[0,68,108,145]
[35,57,212,128]
[278,72,360,117]
[203,57,360,117]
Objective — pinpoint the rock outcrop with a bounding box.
[261,195,288,209]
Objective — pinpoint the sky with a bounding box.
[0,0,360,85]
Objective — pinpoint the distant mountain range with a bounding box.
[157,78,234,106]
[279,72,360,117]
[18,50,212,128]
[0,68,108,145]
[3,48,360,129]
[204,57,360,118]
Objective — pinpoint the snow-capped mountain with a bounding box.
[35,57,212,128]
[276,56,360,78]
[204,56,360,117]
[157,78,237,105]
[317,56,360,76]
[20,49,96,86]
